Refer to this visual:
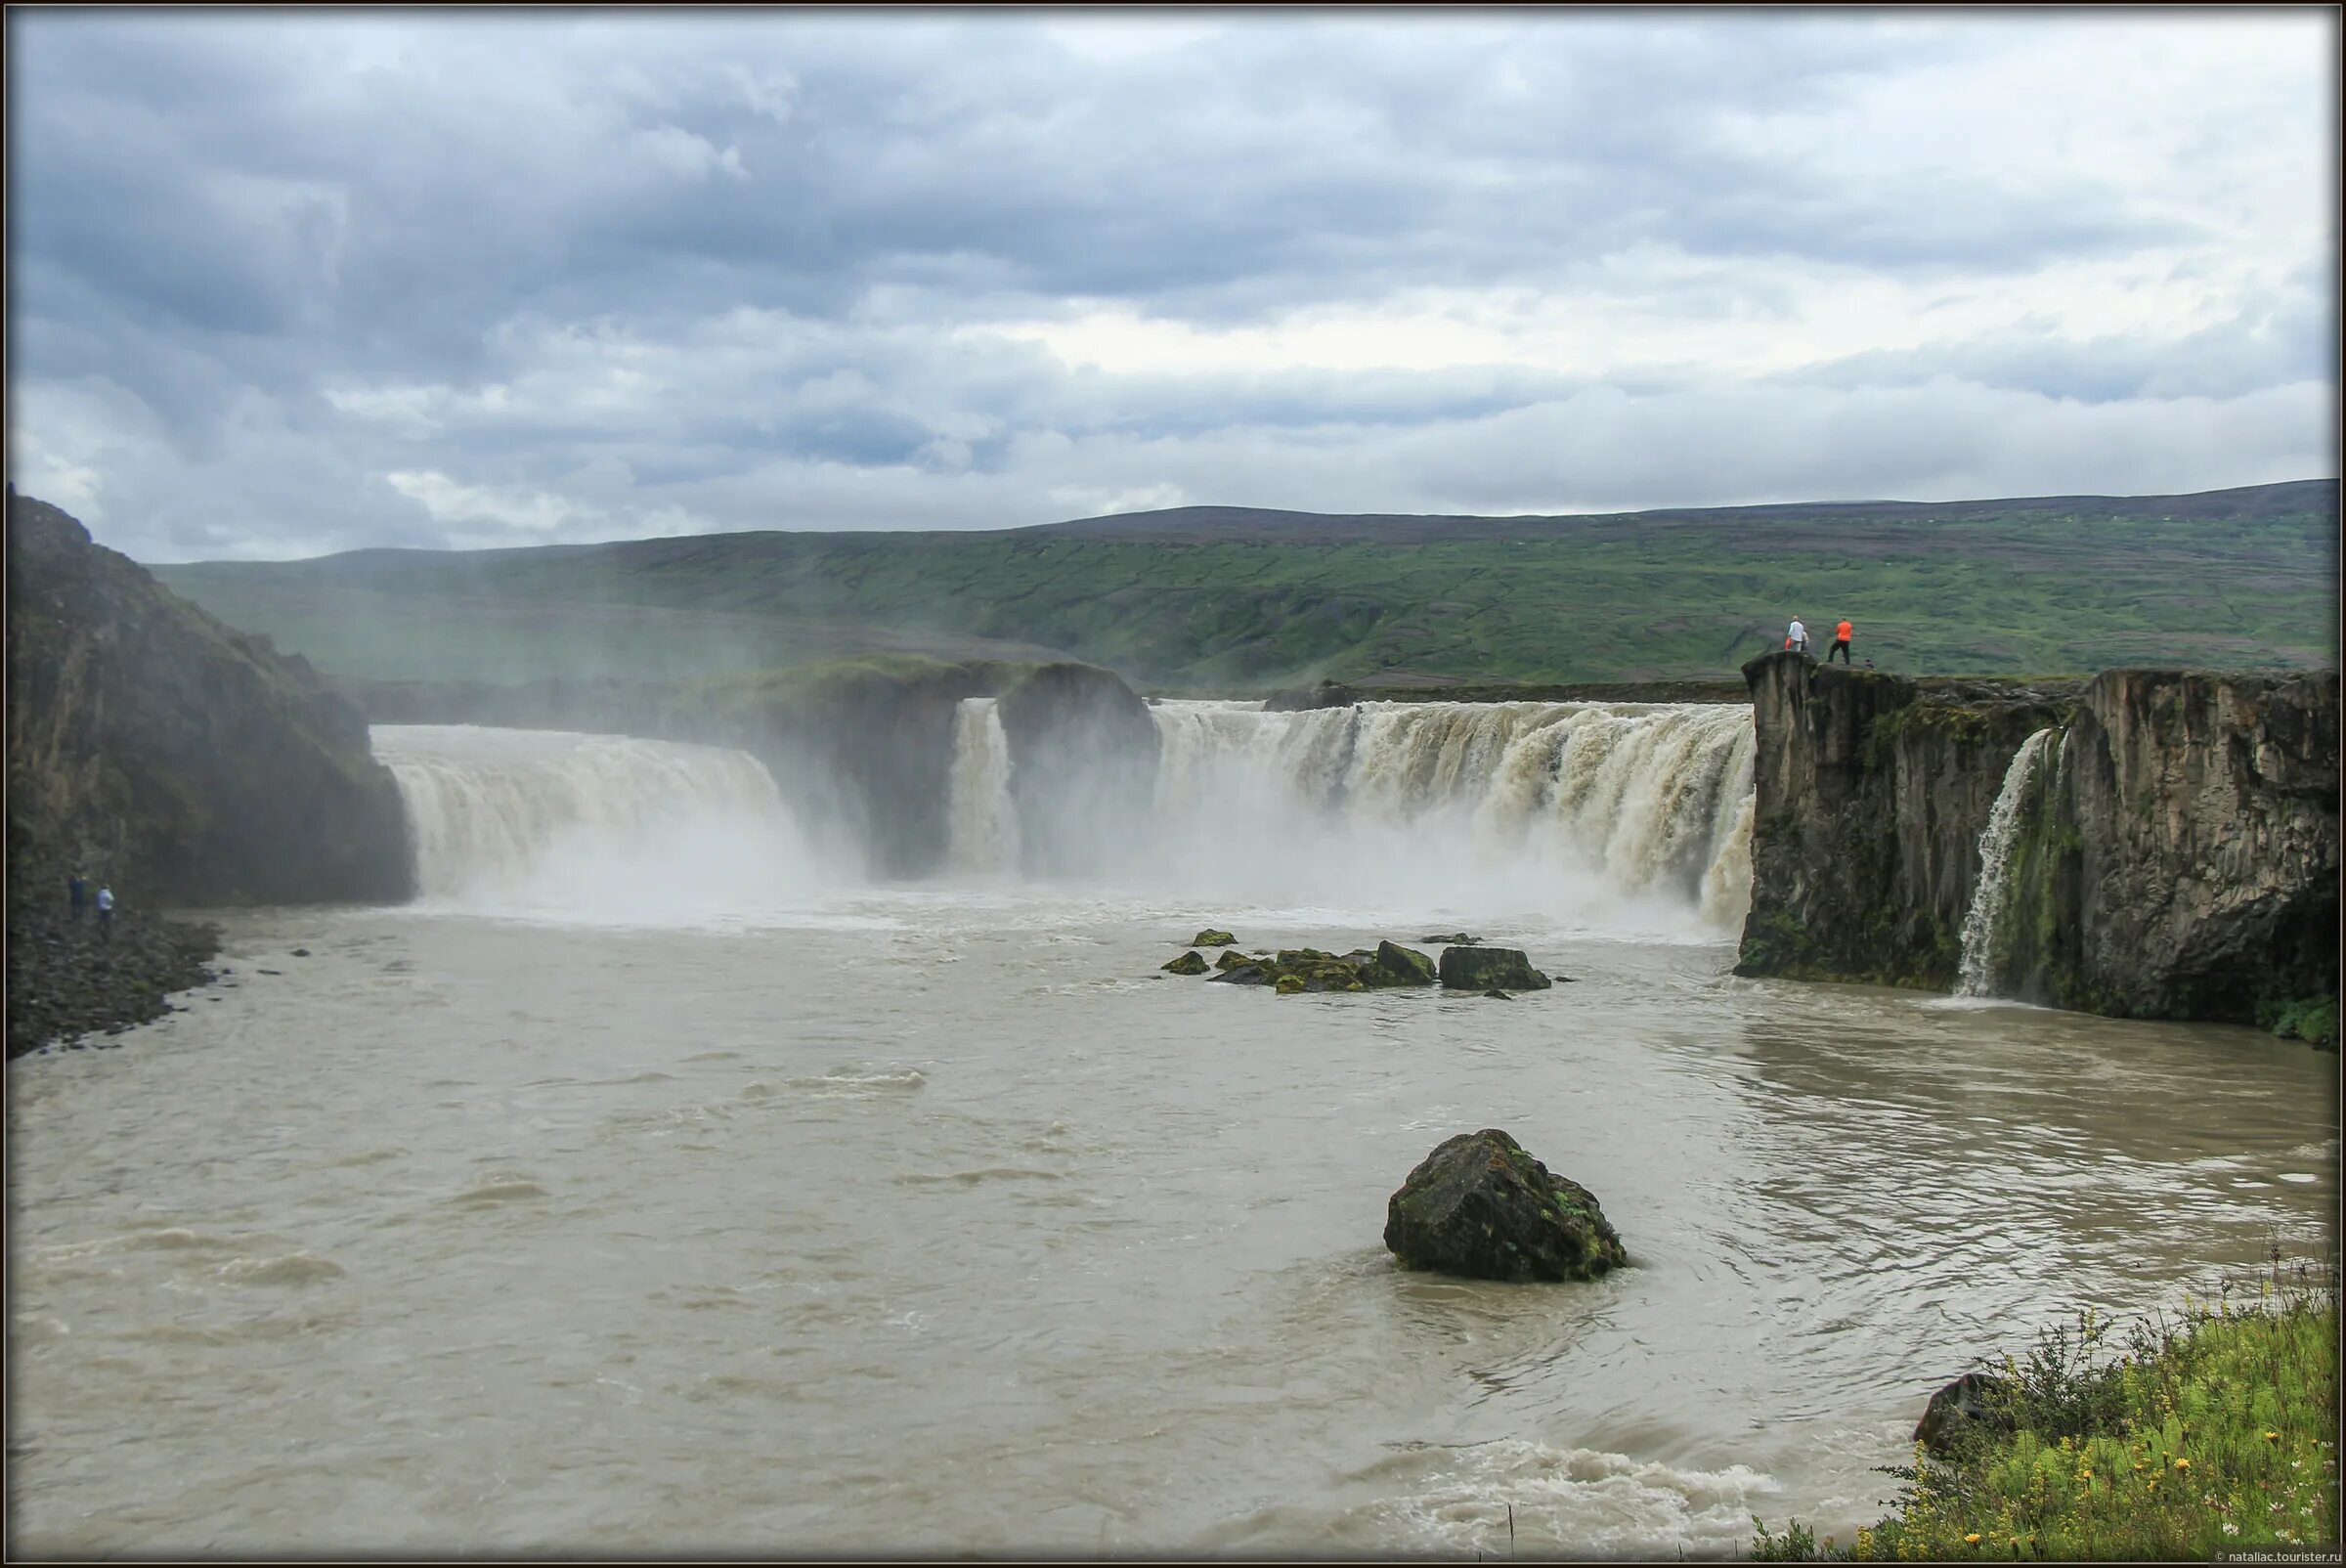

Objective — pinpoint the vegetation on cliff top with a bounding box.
[152,482,2337,691]
[1752,1265,2339,1561]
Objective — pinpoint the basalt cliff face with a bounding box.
[2032,669,2338,1023]
[1736,650,2339,1034]
[7,489,412,909]
[347,656,1159,881]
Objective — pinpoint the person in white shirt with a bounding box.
[1786,619,1808,655]
[96,884,114,942]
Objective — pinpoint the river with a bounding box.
[7,710,2335,1556]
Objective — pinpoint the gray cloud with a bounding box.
[4,10,2334,561]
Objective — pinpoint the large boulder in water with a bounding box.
[1384,1129,1627,1283]
[1438,946,1553,990]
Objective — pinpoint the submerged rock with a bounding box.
[1913,1371,2020,1457]
[1212,948,1258,973]
[1274,974,1306,995]
[1209,962,1274,985]
[1384,1129,1627,1283]
[1437,946,1553,990]
[1480,987,1511,1000]
[1162,950,1209,976]
[1421,933,1481,946]
[1191,929,1237,947]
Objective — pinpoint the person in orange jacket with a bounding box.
[1828,618,1854,665]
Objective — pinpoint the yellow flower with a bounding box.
[1964,1534,1982,1546]
[2174,1457,2192,1470]
[2266,1431,2282,1442]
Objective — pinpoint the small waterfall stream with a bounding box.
[1953,726,2061,997]
[946,698,1021,874]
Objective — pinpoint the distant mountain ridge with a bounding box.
[172,478,2338,568]
[1012,479,2338,544]
[148,479,2338,690]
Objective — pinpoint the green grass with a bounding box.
[1753,1264,2340,1561]
[150,488,2339,690]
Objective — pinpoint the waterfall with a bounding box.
[1953,726,2060,998]
[1143,700,1758,931]
[947,698,1021,874]
[372,724,827,921]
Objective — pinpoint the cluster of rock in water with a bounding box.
[1160,929,1564,998]
[1164,930,1627,1286]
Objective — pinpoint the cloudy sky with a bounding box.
[6,10,2336,562]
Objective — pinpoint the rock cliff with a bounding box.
[1734,653,2082,989]
[7,488,412,1055]
[2030,669,2338,1024]
[1736,650,2338,1035]
[993,662,1162,878]
[7,489,412,908]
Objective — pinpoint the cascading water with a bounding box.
[947,698,1021,874]
[372,724,832,924]
[965,698,1759,933]
[1953,726,2060,997]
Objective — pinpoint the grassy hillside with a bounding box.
[151,481,2338,691]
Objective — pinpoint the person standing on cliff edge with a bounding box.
[1828,619,1854,665]
[68,871,86,922]
[1786,618,1808,655]
[95,884,114,942]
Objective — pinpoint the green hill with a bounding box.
[150,480,2338,691]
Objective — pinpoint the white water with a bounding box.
[374,724,848,930]
[949,699,1758,936]
[1954,726,2061,998]
[946,698,1021,875]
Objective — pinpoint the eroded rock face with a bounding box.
[1384,1129,1627,1283]
[1437,946,1552,990]
[1734,650,2340,1029]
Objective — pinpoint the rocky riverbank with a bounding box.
[7,487,415,1056]
[6,848,219,1059]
